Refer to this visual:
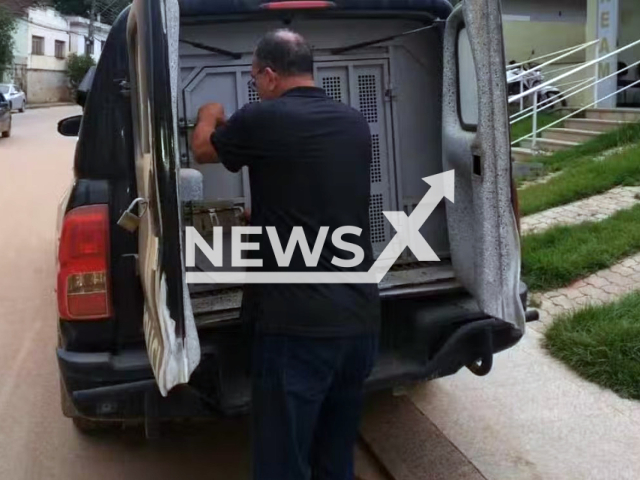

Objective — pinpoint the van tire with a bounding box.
[1,119,10,138]
[61,380,122,434]
[72,416,122,434]
[60,379,76,417]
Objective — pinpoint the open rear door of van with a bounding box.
[127,0,200,396]
[442,0,526,333]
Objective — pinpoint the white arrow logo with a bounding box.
[185,170,455,284]
[369,170,455,281]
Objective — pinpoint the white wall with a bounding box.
[27,8,69,72]
[502,0,589,106]
[503,21,586,63]
[502,0,587,23]
[66,17,109,63]
[17,8,110,103]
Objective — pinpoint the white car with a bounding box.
[0,84,26,113]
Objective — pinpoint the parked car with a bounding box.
[0,93,11,138]
[55,0,532,433]
[0,84,26,112]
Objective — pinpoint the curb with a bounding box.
[26,103,76,110]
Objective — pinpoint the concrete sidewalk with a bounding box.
[408,328,640,480]
[521,186,640,235]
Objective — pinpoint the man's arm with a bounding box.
[192,103,226,164]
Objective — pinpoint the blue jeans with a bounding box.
[251,334,378,480]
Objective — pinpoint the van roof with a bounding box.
[179,0,453,20]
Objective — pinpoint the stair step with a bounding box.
[584,108,640,122]
[564,118,630,132]
[542,128,601,143]
[511,147,535,162]
[519,137,579,152]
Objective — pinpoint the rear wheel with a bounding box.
[2,119,11,138]
[60,380,122,435]
[19,100,25,113]
[72,416,123,434]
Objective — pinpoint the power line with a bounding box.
[94,0,130,24]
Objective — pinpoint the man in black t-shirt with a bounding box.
[192,29,380,480]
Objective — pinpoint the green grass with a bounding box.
[511,111,563,144]
[522,205,640,291]
[518,145,640,216]
[531,121,640,172]
[517,120,640,171]
[544,292,640,400]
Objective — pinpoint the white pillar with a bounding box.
[592,0,620,108]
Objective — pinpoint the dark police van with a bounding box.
[56,0,533,433]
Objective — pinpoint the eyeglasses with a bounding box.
[247,68,270,92]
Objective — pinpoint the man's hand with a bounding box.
[197,103,226,126]
[192,103,226,164]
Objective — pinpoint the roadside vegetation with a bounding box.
[518,122,640,402]
[522,205,640,291]
[519,120,640,171]
[67,53,95,99]
[519,146,640,216]
[0,4,16,80]
[510,111,562,144]
[544,292,640,400]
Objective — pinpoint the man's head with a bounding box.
[251,29,315,100]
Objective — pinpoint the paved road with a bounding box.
[0,107,393,480]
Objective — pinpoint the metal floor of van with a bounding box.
[189,263,459,327]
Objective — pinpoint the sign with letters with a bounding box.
[596,0,619,108]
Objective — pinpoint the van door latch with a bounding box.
[384,86,397,101]
[117,197,148,233]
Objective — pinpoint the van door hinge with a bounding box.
[384,85,397,101]
[115,78,131,97]
[117,197,148,233]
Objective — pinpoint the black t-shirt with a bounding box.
[211,86,380,336]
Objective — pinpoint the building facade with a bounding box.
[503,0,640,107]
[4,7,110,104]
[502,0,587,64]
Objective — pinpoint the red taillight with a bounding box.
[260,1,336,10]
[57,205,112,320]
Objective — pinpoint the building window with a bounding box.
[32,36,44,56]
[55,40,65,59]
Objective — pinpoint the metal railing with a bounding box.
[507,39,599,112]
[508,37,640,150]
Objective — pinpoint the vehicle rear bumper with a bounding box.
[58,347,219,420]
[58,283,531,421]
[58,325,524,421]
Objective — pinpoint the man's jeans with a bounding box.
[251,333,378,480]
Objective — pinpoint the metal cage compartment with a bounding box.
[176,17,453,301]
[179,57,399,257]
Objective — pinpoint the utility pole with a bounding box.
[85,0,96,57]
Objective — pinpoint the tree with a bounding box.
[50,0,90,16]
[0,5,17,81]
[67,53,95,96]
[50,0,132,24]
